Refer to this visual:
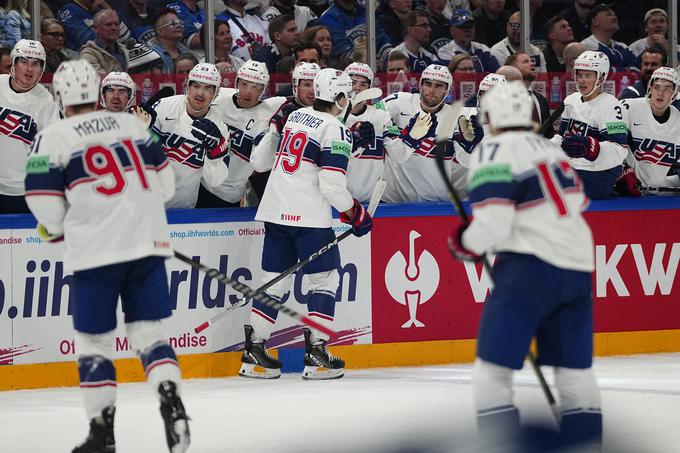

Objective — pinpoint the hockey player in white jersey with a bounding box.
[550,51,628,199]
[24,60,189,453]
[0,39,60,213]
[382,63,463,203]
[242,68,374,380]
[100,71,135,113]
[196,60,286,207]
[448,81,602,448]
[140,62,230,208]
[618,67,680,195]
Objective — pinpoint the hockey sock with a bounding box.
[250,291,284,342]
[140,342,182,399]
[78,355,117,420]
[307,291,336,343]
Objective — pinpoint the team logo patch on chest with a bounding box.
[631,138,680,166]
[162,134,205,168]
[0,107,38,145]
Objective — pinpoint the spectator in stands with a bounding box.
[216,0,270,61]
[504,0,550,42]
[40,19,69,73]
[471,0,509,47]
[385,50,409,73]
[563,41,587,73]
[628,8,669,59]
[426,0,453,53]
[274,41,323,95]
[581,3,638,73]
[506,51,551,137]
[263,0,318,32]
[619,46,666,100]
[112,0,157,44]
[168,0,205,50]
[377,0,411,47]
[0,47,11,74]
[199,20,245,72]
[58,0,128,53]
[390,11,437,73]
[301,25,337,68]
[80,9,130,76]
[319,0,392,65]
[150,9,191,73]
[490,11,546,72]
[496,64,522,81]
[253,14,300,73]
[438,8,499,73]
[448,53,475,73]
[175,52,198,75]
[543,15,574,73]
[1,0,31,49]
[559,0,594,42]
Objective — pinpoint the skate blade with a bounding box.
[239,363,281,379]
[302,366,344,380]
[170,420,190,453]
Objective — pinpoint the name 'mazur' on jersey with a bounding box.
[0,74,60,196]
[150,94,229,208]
[24,110,175,272]
[255,106,354,228]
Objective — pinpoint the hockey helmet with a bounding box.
[187,62,221,101]
[646,66,680,103]
[53,60,100,114]
[10,39,46,86]
[478,73,507,95]
[314,68,353,103]
[419,64,453,92]
[480,80,534,130]
[344,62,374,85]
[100,71,136,110]
[292,62,320,98]
[237,60,269,85]
[573,51,610,84]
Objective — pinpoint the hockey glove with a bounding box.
[37,224,64,243]
[615,165,641,197]
[447,223,481,262]
[131,103,157,128]
[339,198,373,237]
[350,121,376,155]
[401,112,437,149]
[455,114,484,152]
[191,118,229,160]
[270,101,299,135]
[561,135,600,161]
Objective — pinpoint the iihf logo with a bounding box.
[384,230,439,328]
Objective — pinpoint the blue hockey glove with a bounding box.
[191,118,228,160]
[270,101,299,134]
[350,121,376,154]
[447,223,480,262]
[339,198,373,237]
[561,135,600,161]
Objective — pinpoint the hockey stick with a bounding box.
[145,86,175,107]
[641,186,680,193]
[433,141,561,425]
[537,102,565,137]
[175,251,337,337]
[342,87,383,124]
[193,178,388,334]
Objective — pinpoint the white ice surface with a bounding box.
[1,353,679,452]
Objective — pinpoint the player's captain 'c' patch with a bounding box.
[331,141,351,158]
[606,121,628,135]
[468,164,512,192]
[26,156,50,174]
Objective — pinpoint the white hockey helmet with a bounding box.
[100,71,135,109]
[478,73,507,95]
[52,60,100,114]
[480,80,534,130]
[314,68,353,103]
[237,60,269,86]
[344,62,374,85]
[292,62,320,96]
[646,66,680,104]
[187,62,221,101]
[573,50,610,84]
[419,64,453,92]
[10,39,46,84]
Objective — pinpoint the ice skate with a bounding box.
[302,328,344,380]
[158,381,190,453]
[239,325,282,379]
[72,406,116,453]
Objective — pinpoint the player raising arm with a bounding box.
[448,81,601,448]
[25,60,189,453]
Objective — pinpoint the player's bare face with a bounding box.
[649,80,675,112]
[296,79,315,106]
[104,86,131,112]
[575,70,598,96]
[420,79,448,109]
[11,57,43,92]
[237,79,264,108]
[351,75,370,94]
[187,82,216,114]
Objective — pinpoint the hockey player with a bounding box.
[0,39,60,214]
[448,81,602,448]
[100,71,135,113]
[138,62,230,208]
[196,60,286,207]
[25,60,189,453]
[618,67,680,194]
[241,68,373,380]
[550,51,628,199]
[382,63,460,203]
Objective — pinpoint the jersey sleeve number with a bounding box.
[274,129,308,174]
[83,139,150,196]
[536,160,575,218]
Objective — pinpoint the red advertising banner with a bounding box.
[371,209,680,345]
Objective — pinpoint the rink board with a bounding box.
[1,198,679,390]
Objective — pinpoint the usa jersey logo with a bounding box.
[0,107,38,145]
[630,137,680,167]
[564,118,592,137]
[162,133,205,168]
[227,126,253,161]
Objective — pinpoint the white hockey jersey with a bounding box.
[255,106,354,228]
[150,95,230,209]
[218,7,271,61]
[463,131,594,272]
[0,75,60,196]
[262,5,317,33]
[621,97,680,189]
[381,92,456,202]
[25,111,175,272]
[550,92,628,172]
[205,88,286,203]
